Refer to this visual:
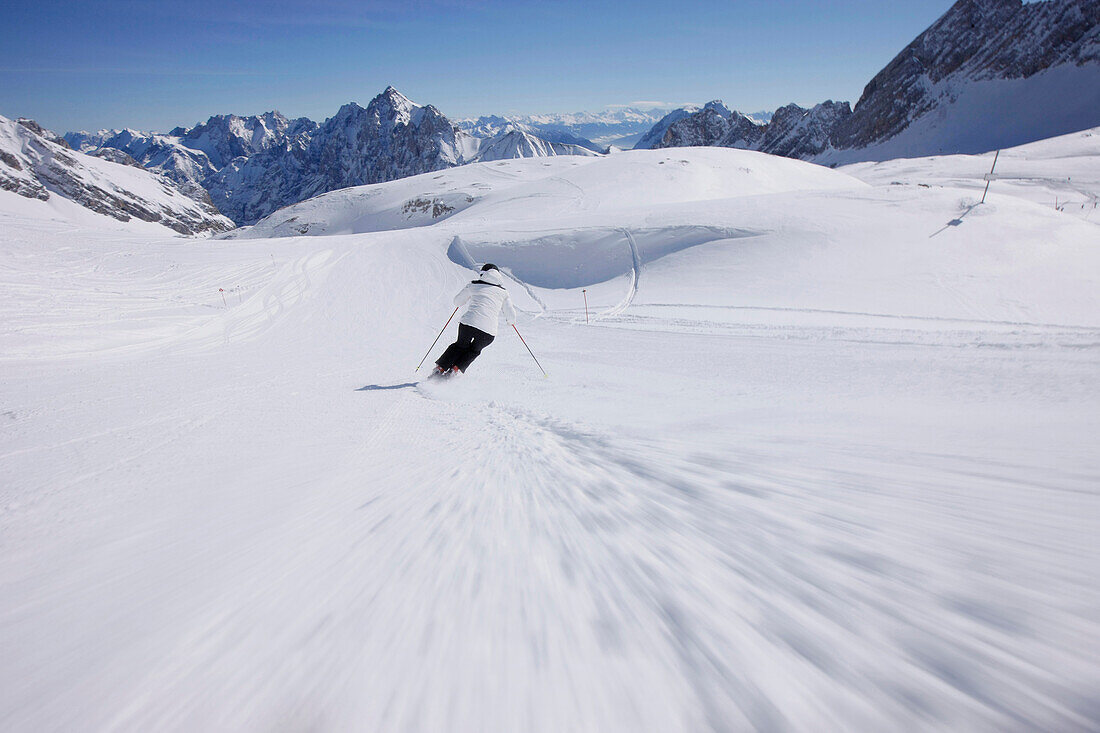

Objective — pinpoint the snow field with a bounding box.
[2,143,1099,731]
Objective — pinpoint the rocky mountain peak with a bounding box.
[702,100,732,116]
[18,118,71,148]
[370,87,419,126]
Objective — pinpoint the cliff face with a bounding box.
[832,0,1100,149]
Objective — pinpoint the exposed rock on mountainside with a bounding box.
[170,111,317,169]
[763,101,852,158]
[1,115,233,234]
[205,87,472,224]
[637,0,1099,162]
[633,107,701,151]
[66,128,219,201]
[659,102,766,150]
[830,0,1100,153]
[646,100,850,159]
[88,148,144,168]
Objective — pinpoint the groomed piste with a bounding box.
[2,138,1099,731]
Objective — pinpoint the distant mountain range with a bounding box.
[454,108,683,150]
[3,0,1095,231]
[64,88,603,226]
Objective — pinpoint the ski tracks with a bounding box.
[336,389,1100,731]
[597,228,641,319]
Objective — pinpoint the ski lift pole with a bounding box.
[415,306,460,371]
[512,324,548,378]
[980,149,1000,204]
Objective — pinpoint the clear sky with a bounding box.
[2,0,958,134]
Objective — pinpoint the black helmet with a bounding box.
[481,263,499,272]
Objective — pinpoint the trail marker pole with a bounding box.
[980,149,1000,204]
[513,324,548,378]
[219,288,227,308]
[583,289,589,324]
[415,306,460,372]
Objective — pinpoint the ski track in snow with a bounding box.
[3,143,1100,731]
[595,228,641,319]
[3,267,1098,731]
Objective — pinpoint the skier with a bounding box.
[433,264,516,377]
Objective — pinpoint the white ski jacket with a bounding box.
[454,268,516,337]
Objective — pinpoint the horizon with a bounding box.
[3,0,959,134]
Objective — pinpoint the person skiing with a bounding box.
[433,264,516,376]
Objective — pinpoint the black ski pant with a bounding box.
[436,323,495,373]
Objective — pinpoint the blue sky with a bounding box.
[2,0,957,133]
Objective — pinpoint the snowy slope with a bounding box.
[65,128,220,201]
[843,125,1100,220]
[0,116,232,235]
[229,148,861,239]
[2,131,1099,731]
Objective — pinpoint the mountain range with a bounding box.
[5,0,1096,231]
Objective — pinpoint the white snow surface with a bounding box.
[2,136,1099,731]
[843,125,1100,222]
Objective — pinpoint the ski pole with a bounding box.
[583,289,589,324]
[512,324,548,377]
[415,306,460,371]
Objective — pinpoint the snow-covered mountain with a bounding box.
[639,99,853,160]
[471,127,601,162]
[637,0,1099,162]
[631,106,702,150]
[66,88,607,226]
[457,116,603,152]
[65,128,219,201]
[204,88,471,225]
[823,0,1100,162]
[1,115,232,234]
[169,111,317,170]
